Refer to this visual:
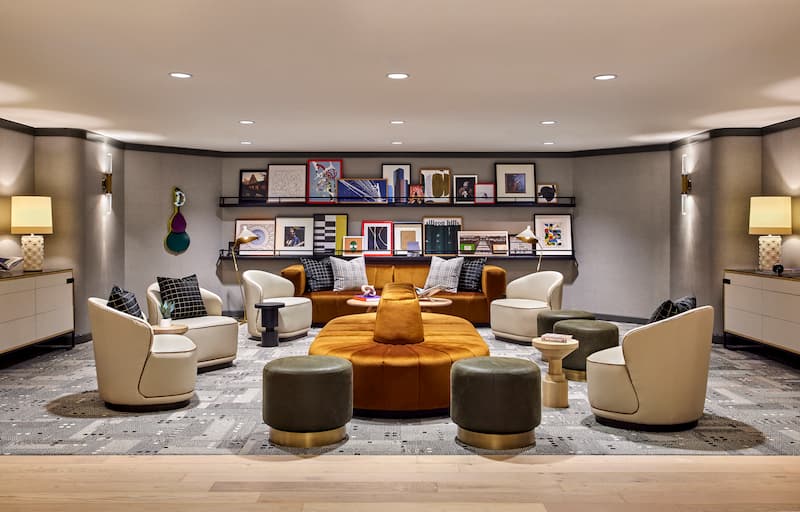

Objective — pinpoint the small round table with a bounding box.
[153,323,188,335]
[255,302,285,347]
[346,297,453,313]
[532,337,579,408]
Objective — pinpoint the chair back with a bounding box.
[506,271,563,308]
[242,270,295,334]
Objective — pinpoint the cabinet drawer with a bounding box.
[724,307,762,340]
[36,308,73,340]
[35,272,73,289]
[0,290,35,323]
[724,284,763,314]
[36,283,73,314]
[0,317,37,354]
[0,277,35,295]
[724,272,763,290]
[762,277,800,296]
[763,317,800,355]
[762,290,800,323]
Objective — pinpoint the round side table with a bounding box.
[255,302,285,347]
[153,324,188,335]
[532,337,579,408]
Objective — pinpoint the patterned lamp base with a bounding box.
[758,235,782,272]
[21,235,44,272]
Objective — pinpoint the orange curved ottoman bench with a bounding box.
[309,283,489,413]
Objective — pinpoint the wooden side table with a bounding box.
[255,302,285,347]
[153,324,188,335]
[532,337,579,408]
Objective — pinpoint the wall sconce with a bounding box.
[681,154,692,215]
[101,152,113,214]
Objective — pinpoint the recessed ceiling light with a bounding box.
[540,120,557,125]
[387,73,410,80]
[240,141,252,145]
[543,142,555,145]
[390,120,405,125]
[593,74,617,81]
[169,72,192,79]
[391,141,403,145]
[239,120,255,125]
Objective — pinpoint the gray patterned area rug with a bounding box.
[1,323,799,456]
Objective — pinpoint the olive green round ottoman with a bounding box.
[554,319,619,381]
[451,357,541,449]
[537,310,596,335]
[263,355,352,447]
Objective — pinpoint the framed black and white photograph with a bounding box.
[382,164,411,203]
[475,182,495,204]
[453,175,478,204]
[533,213,574,256]
[275,217,314,255]
[422,216,462,256]
[495,163,536,202]
[536,183,558,204]
[362,220,393,256]
[239,169,267,204]
[393,222,423,256]
[313,214,348,255]
[267,164,306,203]
[235,219,275,256]
[420,168,451,203]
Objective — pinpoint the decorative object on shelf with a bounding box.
[307,160,342,204]
[313,214,348,255]
[341,236,365,256]
[496,163,535,202]
[164,187,190,254]
[749,196,792,272]
[231,224,259,323]
[0,256,23,272]
[773,263,785,276]
[475,183,495,204]
[514,225,544,271]
[336,178,388,203]
[536,183,558,204]
[533,214,574,258]
[11,196,53,272]
[408,184,424,204]
[453,174,478,204]
[158,300,175,327]
[239,169,268,204]
[234,219,275,256]
[382,163,411,203]
[267,164,306,203]
[362,220,393,256]
[681,154,692,215]
[420,168,451,203]
[422,216,462,256]
[510,230,535,255]
[457,231,509,257]
[393,222,423,256]
[275,217,314,255]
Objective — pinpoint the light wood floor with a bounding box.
[0,455,798,511]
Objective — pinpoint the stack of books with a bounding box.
[352,294,380,302]
[540,333,573,343]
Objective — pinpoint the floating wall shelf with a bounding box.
[217,250,575,262]
[218,196,577,208]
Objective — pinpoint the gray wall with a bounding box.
[763,126,800,265]
[0,126,35,256]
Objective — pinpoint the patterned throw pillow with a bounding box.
[673,296,697,314]
[107,285,144,319]
[156,274,207,320]
[458,257,486,292]
[301,257,334,292]
[424,256,464,293]
[330,256,369,291]
[649,296,697,323]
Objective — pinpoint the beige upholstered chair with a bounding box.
[242,270,312,340]
[587,305,714,430]
[146,283,238,369]
[490,271,564,344]
[87,298,197,410]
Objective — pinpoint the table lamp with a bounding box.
[516,225,543,272]
[232,225,258,322]
[11,196,53,272]
[749,196,792,271]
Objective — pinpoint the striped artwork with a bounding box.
[313,214,348,255]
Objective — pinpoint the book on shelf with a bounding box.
[540,333,573,343]
[0,256,23,272]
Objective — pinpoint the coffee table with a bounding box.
[346,297,453,313]
[153,323,188,335]
[532,337,579,408]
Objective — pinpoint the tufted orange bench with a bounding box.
[308,283,489,413]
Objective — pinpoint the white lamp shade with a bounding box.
[11,196,53,234]
[515,225,537,244]
[749,196,792,235]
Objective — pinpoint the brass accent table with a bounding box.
[532,337,579,408]
[152,324,189,335]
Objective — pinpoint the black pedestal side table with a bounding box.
[254,302,285,347]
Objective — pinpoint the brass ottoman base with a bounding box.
[269,426,347,448]
[456,427,535,450]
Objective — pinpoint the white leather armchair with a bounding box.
[88,298,197,410]
[146,283,238,369]
[242,270,312,340]
[490,271,564,343]
[587,305,714,430]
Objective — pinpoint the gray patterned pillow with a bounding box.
[330,256,369,291]
[424,256,464,293]
[301,257,334,292]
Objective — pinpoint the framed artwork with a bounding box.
[509,232,534,255]
[235,219,275,256]
[453,175,478,204]
[408,184,424,204]
[239,170,267,204]
[422,216,462,256]
[307,160,342,204]
[475,183,495,204]
[534,214,574,256]
[274,217,314,255]
[457,231,509,257]
[420,168,451,203]
[362,220,393,256]
[337,178,388,203]
[393,222,423,256]
[267,164,306,203]
[341,235,365,257]
[382,163,411,203]
[537,183,558,204]
[313,214,348,255]
[496,163,536,202]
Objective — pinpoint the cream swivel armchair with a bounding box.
[146,283,238,369]
[490,271,564,344]
[587,305,714,430]
[242,270,312,340]
[87,298,197,410]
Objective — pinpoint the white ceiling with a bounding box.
[1,0,800,152]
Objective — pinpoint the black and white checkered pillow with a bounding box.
[673,296,696,314]
[107,285,144,319]
[649,296,697,324]
[157,274,207,320]
[458,257,486,292]
[301,257,335,292]
[424,256,464,293]
[330,256,368,291]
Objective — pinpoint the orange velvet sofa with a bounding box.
[281,261,506,325]
[308,283,489,413]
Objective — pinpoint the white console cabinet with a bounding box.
[0,269,74,355]
[724,269,800,355]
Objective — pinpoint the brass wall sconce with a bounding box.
[681,154,692,215]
